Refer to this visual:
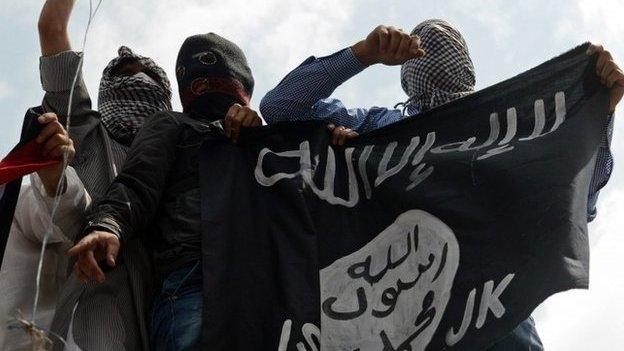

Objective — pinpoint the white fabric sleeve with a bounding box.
[15,167,91,244]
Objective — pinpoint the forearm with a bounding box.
[84,113,181,240]
[351,40,376,66]
[38,168,67,197]
[86,172,166,240]
[85,193,135,239]
[260,48,365,124]
[38,0,75,56]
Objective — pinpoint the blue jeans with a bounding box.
[487,317,544,351]
[150,261,203,351]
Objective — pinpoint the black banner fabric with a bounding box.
[199,44,609,350]
[0,107,46,264]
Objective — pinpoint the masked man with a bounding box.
[68,33,261,351]
[34,1,173,350]
[260,19,623,351]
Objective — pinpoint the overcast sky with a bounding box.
[1,0,623,349]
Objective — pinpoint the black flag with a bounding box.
[198,43,610,350]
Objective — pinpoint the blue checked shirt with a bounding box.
[259,48,614,221]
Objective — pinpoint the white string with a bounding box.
[31,0,104,325]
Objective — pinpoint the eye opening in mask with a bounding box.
[111,58,164,87]
[110,58,140,77]
[139,69,163,87]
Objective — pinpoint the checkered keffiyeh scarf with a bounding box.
[98,46,172,144]
[400,19,475,112]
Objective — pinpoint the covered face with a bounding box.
[98,46,172,145]
[400,19,475,111]
[176,33,254,120]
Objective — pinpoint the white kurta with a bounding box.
[0,167,90,350]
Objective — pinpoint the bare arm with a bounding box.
[38,0,75,56]
[37,0,99,142]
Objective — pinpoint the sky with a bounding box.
[1,0,623,349]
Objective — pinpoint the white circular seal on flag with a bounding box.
[320,209,460,351]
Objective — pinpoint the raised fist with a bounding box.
[352,25,425,66]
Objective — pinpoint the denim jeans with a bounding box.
[150,261,203,351]
[487,317,544,351]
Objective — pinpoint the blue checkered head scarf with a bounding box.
[400,19,475,112]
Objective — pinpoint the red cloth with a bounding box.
[0,140,59,185]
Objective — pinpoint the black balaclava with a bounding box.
[400,19,475,112]
[99,46,172,145]
[176,33,254,121]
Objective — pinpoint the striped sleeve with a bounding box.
[39,51,98,128]
[40,51,84,92]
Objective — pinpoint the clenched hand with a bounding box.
[224,103,262,144]
[587,43,624,113]
[328,123,359,146]
[35,112,75,196]
[352,25,425,66]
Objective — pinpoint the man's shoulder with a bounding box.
[155,111,220,133]
[151,111,201,124]
[152,110,186,120]
[145,111,187,129]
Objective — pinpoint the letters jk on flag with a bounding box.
[199,43,610,350]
